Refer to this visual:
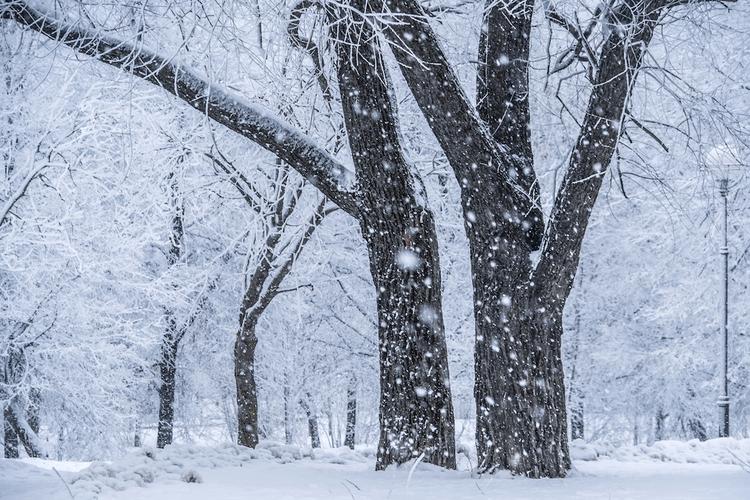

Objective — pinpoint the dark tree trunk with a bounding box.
[299,397,321,448]
[570,392,585,441]
[156,325,179,448]
[363,0,660,477]
[655,409,668,441]
[473,280,571,477]
[156,170,184,449]
[344,377,356,449]
[28,388,41,435]
[687,418,707,441]
[235,315,259,448]
[4,406,19,458]
[134,419,142,448]
[334,10,455,469]
[4,401,45,458]
[474,1,659,477]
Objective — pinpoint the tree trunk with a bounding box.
[28,388,41,435]
[655,409,668,441]
[156,169,183,449]
[570,391,585,441]
[687,418,707,441]
[5,400,46,458]
[4,406,19,458]
[299,397,321,448]
[156,326,179,448]
[334,9,455,469]
[283,378,293,445]
[133,418,142,448]
[345,377,356,449]
[473,274,570,477]
[234,315,259,448]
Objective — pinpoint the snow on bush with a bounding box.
[574,438,750,465]
[68,441,370,498]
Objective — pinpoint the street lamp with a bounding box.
[705,144,744,438]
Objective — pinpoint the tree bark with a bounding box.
[344,377,356,449]
[333,9,455,469]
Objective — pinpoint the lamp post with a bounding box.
[706,145,743,438]
[717,175,730,438]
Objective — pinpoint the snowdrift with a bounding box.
[570,437,750,465]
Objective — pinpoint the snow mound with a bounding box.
[589,438,750,465]
[310,446,369,464]
[570,439,600,461]
[68,442,369,499]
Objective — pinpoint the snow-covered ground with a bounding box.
[2,439,749,500]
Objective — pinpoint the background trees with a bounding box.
[0,0,748,480]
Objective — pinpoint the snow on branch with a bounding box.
[1,1,360,218]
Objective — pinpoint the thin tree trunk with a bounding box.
[4,406,19,458]
[325,403,336,447]
[344,377,356,449]
[299,396,321,448]
[133,418,142,448]
[156,326,179,448]
[687,418,707,441]
[570,392,585,441]
[156,168,184,449]
[633,413,640,445]
[284,377,293,445]
[655,409,668,441]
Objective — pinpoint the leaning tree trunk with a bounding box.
[333,9,455,469]
[299,396,321,448]
[5,400,46,458]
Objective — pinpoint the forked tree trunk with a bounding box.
[334,10,455,468]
